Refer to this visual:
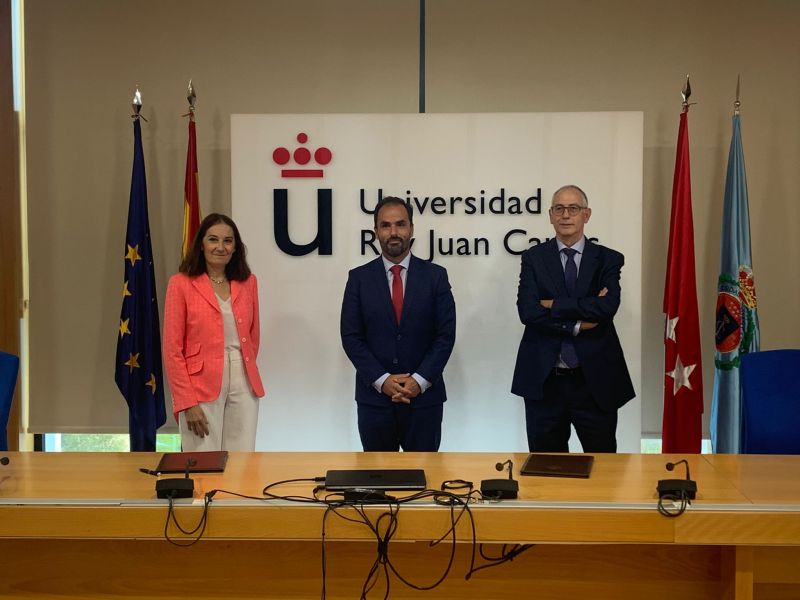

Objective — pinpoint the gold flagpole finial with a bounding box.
[681,75,692,112]
[734,74,741,115]
[187,79,197,113]
[183,80,197,120]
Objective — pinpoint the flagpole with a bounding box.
[116,87,166,451]
[710,75,760,453]
[182,80,201,258]
[662,74,704,454]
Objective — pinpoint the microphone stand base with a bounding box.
[657,478,697,500]
[156,478,195,499]
[481,478,519,500]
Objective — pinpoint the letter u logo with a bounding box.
[273,189,333,256]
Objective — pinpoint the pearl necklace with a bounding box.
[209,275,227,285]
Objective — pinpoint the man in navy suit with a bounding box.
[512,185,634,452]
[341,197,456,451]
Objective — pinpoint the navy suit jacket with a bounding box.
[511,238,635,412]
[340,255,456,408]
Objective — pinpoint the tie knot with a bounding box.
[390,265,403,276]
[562,247,578,259]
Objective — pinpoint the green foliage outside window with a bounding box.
[54,434,181,452]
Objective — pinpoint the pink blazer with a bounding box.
[163,273,264,421]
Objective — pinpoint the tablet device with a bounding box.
[155,450,229,474]
[520,453,594,478]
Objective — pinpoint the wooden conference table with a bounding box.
[0,451,798,600]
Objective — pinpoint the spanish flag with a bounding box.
[182,115,201,258]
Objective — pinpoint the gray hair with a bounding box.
[552,185,589,207]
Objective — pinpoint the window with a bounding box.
[43,434,181,452]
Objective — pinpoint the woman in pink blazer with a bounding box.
[163,214,264,451]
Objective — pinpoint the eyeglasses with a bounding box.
[550,204,586,216]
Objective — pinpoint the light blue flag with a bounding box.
[711,113,760,453]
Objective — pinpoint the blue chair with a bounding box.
[0,351,20,452]
[741,349,800,454]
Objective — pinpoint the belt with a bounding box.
[552,366,582,376]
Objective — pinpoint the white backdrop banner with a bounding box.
[231,112,643,451]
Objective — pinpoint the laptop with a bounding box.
[156,451,229,474]
[520,453,594,479]
[324,469,427,491]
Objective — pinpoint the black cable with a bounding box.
[429,490,481,544]
[160,477,325,548]
[158,475,532,596]
[387,499,457,591]
[440,479,473,492]
[358,500,398,600]
[262,477,327,503]
[320,505,331,600]
[163,492,213,547]
[479,543,510,562]
[657,492,690,517]
[320,500,399,600]
[465,543,535,578]
[362,503,396,600]
[319,488,479,597]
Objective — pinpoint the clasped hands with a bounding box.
[381,373,421,404]
[540,287,608,331]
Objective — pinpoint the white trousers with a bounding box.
[179,350,259,451]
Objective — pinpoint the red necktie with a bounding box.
[390,264,404,324]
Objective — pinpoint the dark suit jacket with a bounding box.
[340,255,456,408]
[511,238,635,412]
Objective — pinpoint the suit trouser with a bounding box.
[357,401,443,452]
[179,350,260,452]
[524,368,617,453]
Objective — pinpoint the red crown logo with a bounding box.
[273,132,332,178]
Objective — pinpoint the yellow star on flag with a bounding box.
[124,352,140,373]
[119,318,131,338]
[125,244,142,266]
[146,373,157,394]
[122,280,132,298]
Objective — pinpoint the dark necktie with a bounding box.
[390,265,404,324]
[560,248,579,368]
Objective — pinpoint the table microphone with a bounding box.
[666,459,691,481]
[481,459,519,500]
[155,456,196,499]
[496,460,514,478]
[657,459,697,500]
[0,457,9,466]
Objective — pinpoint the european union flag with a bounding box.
[114,118,166,451]
[711,113,760,453]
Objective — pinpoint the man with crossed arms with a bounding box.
[512,185,634,452]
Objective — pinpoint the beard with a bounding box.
[380,236,409,258]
